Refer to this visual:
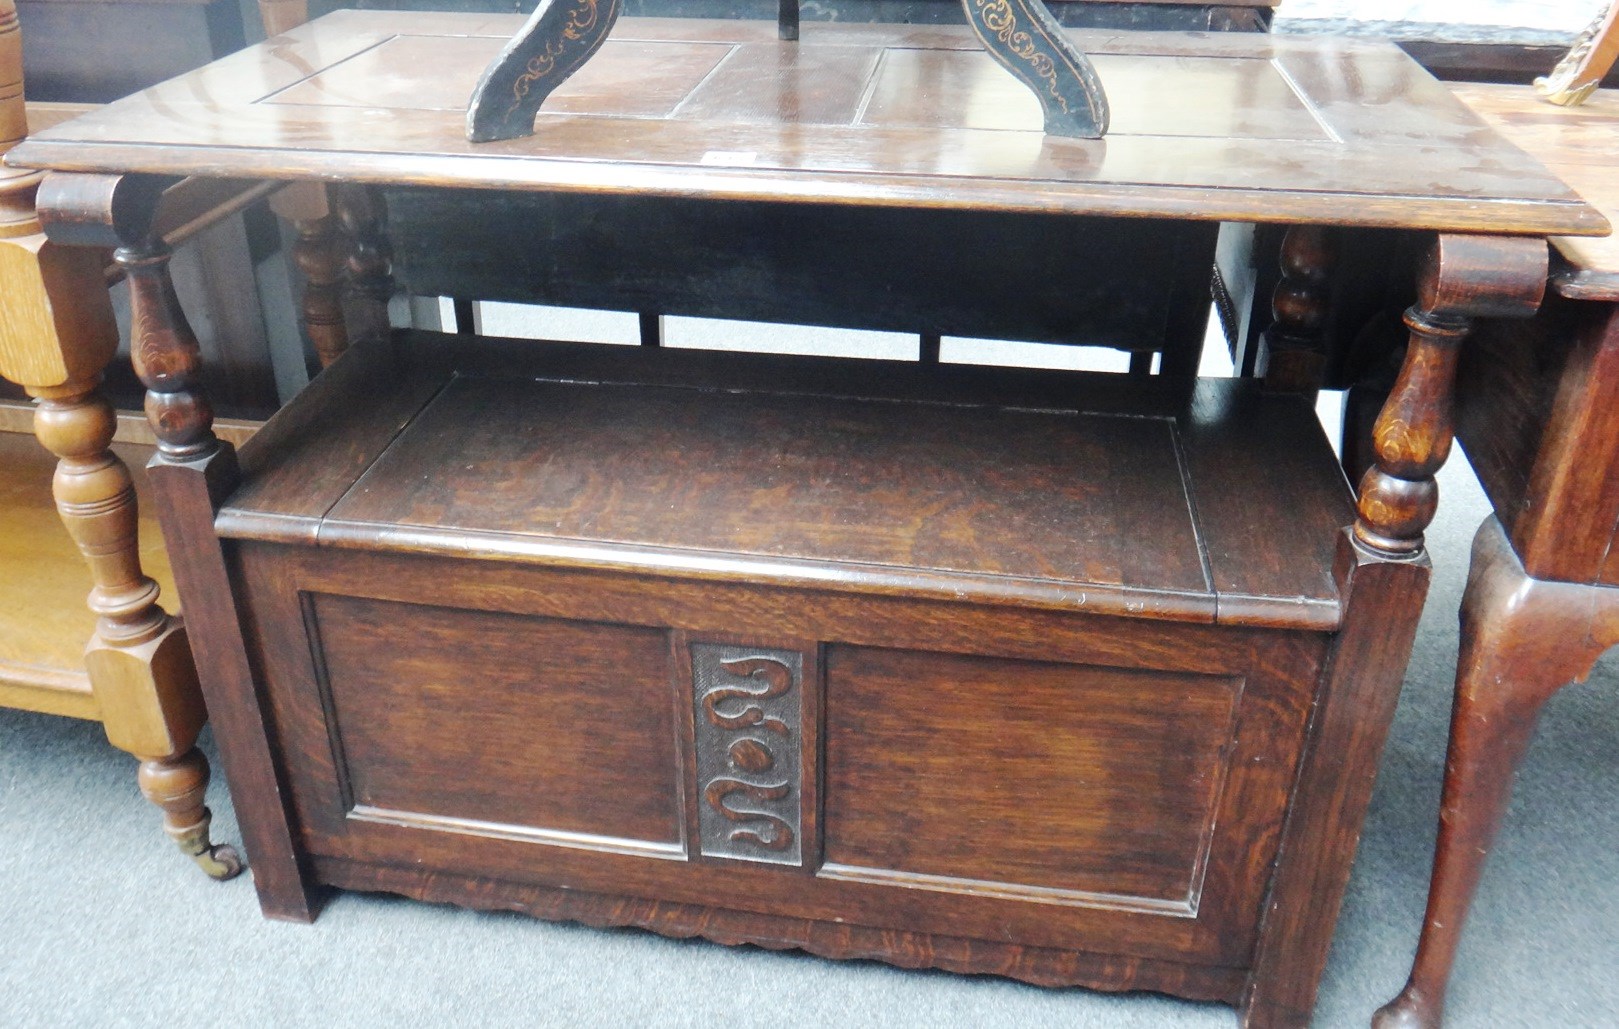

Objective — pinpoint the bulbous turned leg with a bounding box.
[292,213,349,368]
[271,182,350,368]
[1373,518,1619,1028]
[331,183,394,346]
[36,170,311,915]
[1353,235,1547,559]
[138,749,242,880]
[1261,224,1337,396]
[32,381,243,881]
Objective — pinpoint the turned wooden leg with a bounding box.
[138,749,239,878]
[1338,312,1406,487]
[1242,234,1546,1029]
[1261,224,1337,396]
[32,382,241,879]
[2,47,240,878]
[37,171,318,917]
[271,181,349,368]
[330,182,394,346]
[295,214,348,366]
[1373,518,1619,1028]
[1354,236,1548,558]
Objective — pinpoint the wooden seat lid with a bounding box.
[1450,84,1619,300]
[6,13,1605,236]
[217,332,1355,631]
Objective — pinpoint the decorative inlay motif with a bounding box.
[510,0,602,101]
[466,0,623,142]
[960,0,1109,138]
[691,644,803,865]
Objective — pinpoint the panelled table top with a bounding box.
[5,12,1607,236]
[1449,84,1619,301]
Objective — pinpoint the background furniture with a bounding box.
[1217,0,1619,400]
[1536,0,1619,103]
[0,0,247,876]
[9,16,1596,1027]
[1374,82,1619,1029]
[9,0,293,415]
[1275,0,1619,88]
[291,0,1275,32]
[16,0,244,103]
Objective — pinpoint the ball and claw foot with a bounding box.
[1372,983,1440,1029]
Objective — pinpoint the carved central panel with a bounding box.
[691,643,804,866]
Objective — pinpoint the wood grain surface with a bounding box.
[218,331,1353,630]
[1449,83,1619,299]
[232,535,1326,972]
[6,14,1605,235]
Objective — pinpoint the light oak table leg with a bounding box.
[0,4,238,879]
[40,170,318,918]
[34,384,242,880]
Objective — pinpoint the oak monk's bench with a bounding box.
[4,13,1605,1028]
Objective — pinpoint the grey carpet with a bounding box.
[2,425,1615,1028]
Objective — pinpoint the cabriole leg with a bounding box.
[1373,518,1619,1028]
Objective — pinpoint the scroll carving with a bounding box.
[959,0,1109,138]
[692,645,803,865]
[465,0,1107,142]
[466,0,622,143]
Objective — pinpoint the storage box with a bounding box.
[217,330,1360,1015]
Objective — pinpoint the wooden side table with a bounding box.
[6,17,1603,1027]
[0,0,250,877]
[1375,83,1619,1029]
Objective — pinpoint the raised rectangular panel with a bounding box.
[822,645,1242,912]
[308,594,683,851]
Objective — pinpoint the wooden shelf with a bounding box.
[0,429,177,719]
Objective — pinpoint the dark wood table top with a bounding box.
[1450,83,1619,300]
[5,12,1607,236]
